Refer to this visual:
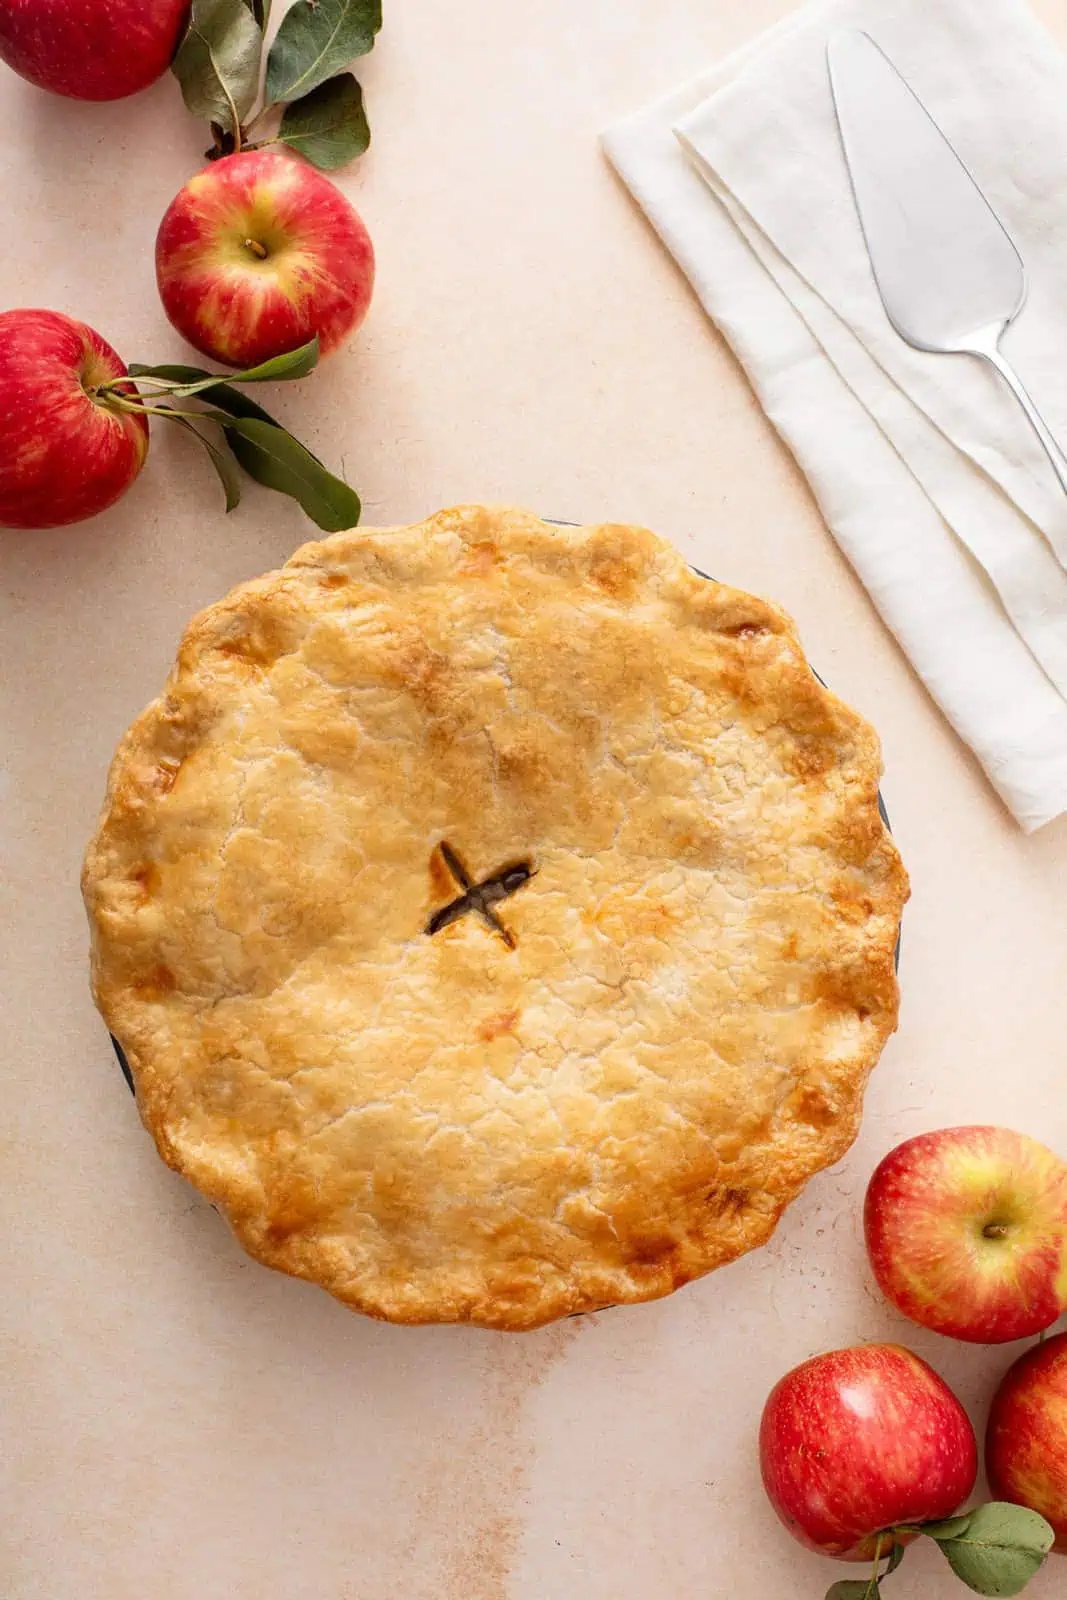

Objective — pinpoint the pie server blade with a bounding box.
[827,27,1067,502]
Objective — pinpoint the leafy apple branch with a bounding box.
[825,1503,1055,1600]
[173,0,380,171]
[92,339,361,530]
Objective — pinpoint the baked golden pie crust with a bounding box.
[83,506,908,1330]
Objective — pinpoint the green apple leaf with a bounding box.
[215,415,360,530]
[190,385,285,428]
[279,74,370,170]
[825,1582,880,1600]
[220,339,321,384]
[128,340,320,398]
[173,0,264,138]
[184,386,356,525]
[121,372,356,524]
[931,1503,1054,1597]
[239,0,270,26]
[128,362,214,385]
[169,415,243,512]
[113,357,359,527]
[266,0,381,105]
[924,1514,976,1543]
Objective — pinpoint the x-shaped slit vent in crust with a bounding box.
[425,840,534,949]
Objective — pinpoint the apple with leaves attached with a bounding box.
[760,1344,978,1563]
[155,148,375,368]
[865,1127,1067,1343]
[0,310,359,532]
[0,310,148,529]
[760,1345,1055,1599]
[0,0,190,100]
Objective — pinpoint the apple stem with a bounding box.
[983,1223,1011,1239]
[105,396,208,423]
[869,1534,886,1596]
[98,375,191,401]
[244,239,269,260]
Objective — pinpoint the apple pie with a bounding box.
[82,506,908,1329]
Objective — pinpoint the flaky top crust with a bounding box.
[83,507,908,1330]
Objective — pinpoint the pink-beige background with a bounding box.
[2,2,1066,1596]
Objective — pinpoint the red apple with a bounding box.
[0,0,190,101]
[865,1127,1067,1344]
[0,309,148,529]
[155,150,375,369]
[760,1343,978,1561]
[987,1332,1067,1553]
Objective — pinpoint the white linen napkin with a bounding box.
[602,0,1067,832]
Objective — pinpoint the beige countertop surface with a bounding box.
[3,3,1067,1597]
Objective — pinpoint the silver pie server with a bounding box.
[827,27,1067,500]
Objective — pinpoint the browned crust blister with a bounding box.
[82,507,909,1330]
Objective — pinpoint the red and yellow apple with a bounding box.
[987,1332,1067,1553]
[0,309,148,529]
[0,0,190,100]
[865,1126,1067,1344]
[759,1343,978,1561]
[155,149,376,369]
